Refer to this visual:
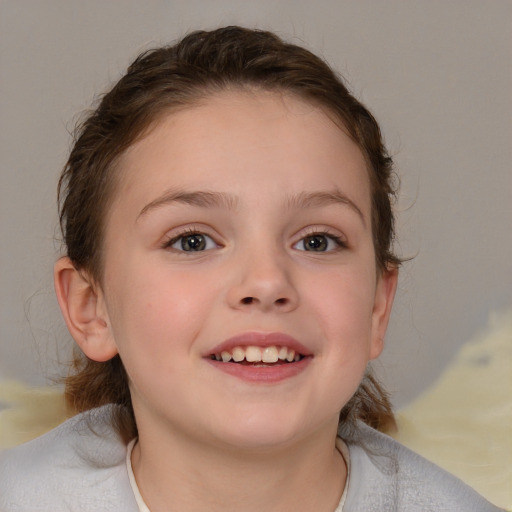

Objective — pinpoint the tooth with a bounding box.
[215,354,221,361]
[278,346,288,360]
[294,353,300,362]
[245,346,262,362]
[232,346,245,362]
[286,349,295,362]
[221,351,232,362]
[262,346,279,363]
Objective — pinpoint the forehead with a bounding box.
[114,90,371,214]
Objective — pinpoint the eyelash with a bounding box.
[161,228,218,252]
[295,229,348,252]
[161,227,347,254]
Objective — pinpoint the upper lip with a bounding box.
[206,332,313,357]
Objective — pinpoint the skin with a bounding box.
[55,90,397,511]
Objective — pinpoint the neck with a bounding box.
[131,420,346,512]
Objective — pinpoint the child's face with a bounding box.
[95,91,396,449]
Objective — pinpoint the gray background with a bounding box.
[1,0,510,408]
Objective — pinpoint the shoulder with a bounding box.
[341,422,503,512]
[0,405,138,512]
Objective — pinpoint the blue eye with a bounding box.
[167,232,217,252]
[294,233,345,252]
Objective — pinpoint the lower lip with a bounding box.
[206,357,311,383]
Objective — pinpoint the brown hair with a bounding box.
[59,26,400,442]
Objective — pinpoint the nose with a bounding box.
[226,249,299,313]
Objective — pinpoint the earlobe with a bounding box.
[369,265,398,360]
[54,257,118,362]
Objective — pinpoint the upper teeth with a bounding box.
[214,346,301,363]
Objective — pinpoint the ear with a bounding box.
[369,265,398,360]
[54,257,118,362]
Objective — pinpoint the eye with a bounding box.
[165,231,218,252]
[294,232,346,252]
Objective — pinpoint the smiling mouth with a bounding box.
[210,345,304,365]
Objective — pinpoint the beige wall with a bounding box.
[0,0,510,407]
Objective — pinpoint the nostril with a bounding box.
[238,296,290,307]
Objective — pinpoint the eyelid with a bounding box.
[161,225,221,251]
[292,227,348,252]
[296,226,347,242]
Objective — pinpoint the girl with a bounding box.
[0,26,502,511]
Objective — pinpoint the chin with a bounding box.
[207,407,321,452]
[219,427,301,452]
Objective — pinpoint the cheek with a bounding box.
[314,269,377,407]
[310,264,377,354]
[104,259,219,354]
[104,274,204,398]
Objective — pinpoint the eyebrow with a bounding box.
[138,189,238,219]
[138,187,366,226]
[286,190,366,226]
